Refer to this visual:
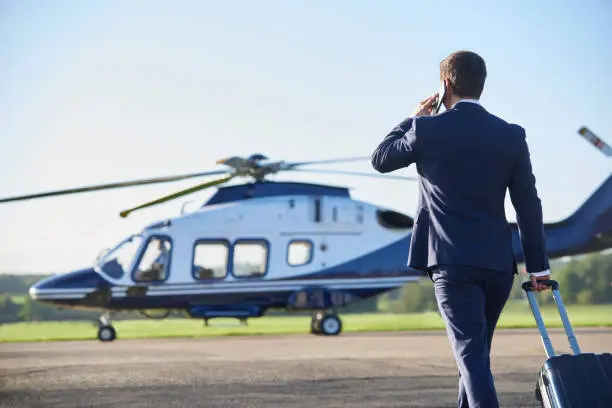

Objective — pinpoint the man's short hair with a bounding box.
[440,51,487,99]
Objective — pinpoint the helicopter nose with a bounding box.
[29,267,106,301]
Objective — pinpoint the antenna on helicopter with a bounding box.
[0,154,418,218]
[180,200,196,215]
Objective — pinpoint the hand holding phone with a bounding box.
[413,94,438,117]
[412,82,447,117]
[432,82,446,115]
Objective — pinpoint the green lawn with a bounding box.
[5,294,26,304]
[1,303,610,342]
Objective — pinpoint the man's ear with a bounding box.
[440,79,450,107]
[444,79,452,94]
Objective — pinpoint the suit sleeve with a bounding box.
[371,117,419,173]
[508,127,550,275]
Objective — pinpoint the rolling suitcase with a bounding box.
[522,279,612,407]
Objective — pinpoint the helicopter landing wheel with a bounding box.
[97,325,116,342]
[320,314,342,336]
[310,311,342,336]
[97,313,117,342]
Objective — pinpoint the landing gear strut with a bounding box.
[97,313,117,342]
[310,310,342,336]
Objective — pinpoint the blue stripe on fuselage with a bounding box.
[32,267,110,290]
[107,287,393,310]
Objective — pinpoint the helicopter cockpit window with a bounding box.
[232,240,268,278]
[287,240,313,266]
[97,235,143,279]
[192,241,229,280]
[133,236,172,282]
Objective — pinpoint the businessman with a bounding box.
[371,50,551,408]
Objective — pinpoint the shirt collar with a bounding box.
[451,99,481,109]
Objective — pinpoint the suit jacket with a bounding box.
[371,101,550,275]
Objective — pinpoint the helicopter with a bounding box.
[1,127,610,342]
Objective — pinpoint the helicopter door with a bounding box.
[132,236,172,283]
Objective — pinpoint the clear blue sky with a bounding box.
[0,0,610,274]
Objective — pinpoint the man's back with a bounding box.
[372,99,548,275]
[411,101,526,273]
[371,50,551,408]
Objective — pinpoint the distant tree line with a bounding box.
[377,250,612,313]
[1,250,610,323]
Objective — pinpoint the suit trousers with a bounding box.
[430,265,515,408]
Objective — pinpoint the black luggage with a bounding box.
[522,279,612,407]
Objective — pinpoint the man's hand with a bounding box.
[530,273,552,292]
[521,267,552,292]
[412,94,438,117]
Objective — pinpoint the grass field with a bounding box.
[3,294,26,304]
[1,303,611,342]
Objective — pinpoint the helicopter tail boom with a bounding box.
[511,126,611,261]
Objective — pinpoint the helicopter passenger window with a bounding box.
[232,240,268,278]
[192,241,229,280]
[287,240,312,266]
[134,236,172,282]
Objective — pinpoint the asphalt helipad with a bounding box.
[1,328,611,407]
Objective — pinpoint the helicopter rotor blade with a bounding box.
[282,156,371,169]
[289,168,418,181]
[119,174,235,218]
[578,126,612,157]
[0,169,231,204]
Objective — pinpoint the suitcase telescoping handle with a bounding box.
[521,279,582,358]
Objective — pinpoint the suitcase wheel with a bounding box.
[534,386,542,403]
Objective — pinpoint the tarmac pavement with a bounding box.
[1,328,611,407]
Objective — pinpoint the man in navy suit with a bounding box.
[371,50,551,408]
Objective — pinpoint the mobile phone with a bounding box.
[432,82,446,114]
